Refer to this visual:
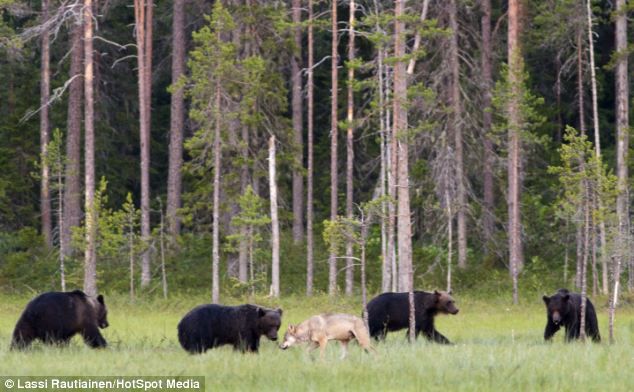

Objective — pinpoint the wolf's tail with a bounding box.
[352,318,377,354]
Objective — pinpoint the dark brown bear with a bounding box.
[367,290,459,344]
[543,288,600,342]
[177,304,282,354]
[11,290,109,349]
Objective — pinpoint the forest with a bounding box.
[1,0,634,335]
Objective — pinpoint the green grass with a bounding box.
[0,294,632,391]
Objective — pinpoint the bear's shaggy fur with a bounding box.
[543,288,600,342]
[177,304,282,353]
[367,290,458,344]
[11,290,109,349]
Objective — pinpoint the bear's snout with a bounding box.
[100,321,109,329]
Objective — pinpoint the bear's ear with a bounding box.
[542,295,550,304]
[257,307,266,317]
[276,308,283,316]
[97,294,105,305]
[562,294,570,301]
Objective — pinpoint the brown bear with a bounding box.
[177,304,282,354]
[11,290,109,349]
[543,288,600,342]
[367,290,459,343]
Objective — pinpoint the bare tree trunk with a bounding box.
[329,0,339,296]
[291,0,304,243]
[611,0,629,342]
[481,0,495,248]
[585,0,608,295]
[508,0,523,305]
[449,0,466,269]
[306,0,315,296]
[62,12,83,259]
[394,0,412,292]
[128,209,135,301]
[269,136,280,297]
[446,190,453,292]
[576,223,583,289]
[211,84,222,304]
[159,201,168,299]
[40,0,52,248]
[577,29,586,134]
[238,125,250,283]
[135,0,153,288]
[377,38,391,292]
[167,0,185,237]
[555,51,562,142]
[579,180,590,341]
[83,0,97,297]
[344,0,356,296]
[55,138,66,291]
[360,212,369,327]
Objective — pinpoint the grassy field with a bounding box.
[0,293,632,391]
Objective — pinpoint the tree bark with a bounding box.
[577,28,586,134]
[449,0,466,269]
[291,0,304,243]
[62,10,83,259]
[394,0,412,292]
[306,0,314,296]
[83,0,97,297]
[134,0,153,288]
[269,136,280,297]
[584,0,608,295]
[508,0,523,305]
[238,125,250,283]
[211,84,222,304]
[328,0,339,296]
[40,0,52,248]
[611,0,629,342]
[579,179,590,341]
[167,0,185,237]
[481,0,495,249]
[345,0,355,296]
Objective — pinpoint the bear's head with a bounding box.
[95,294,109,329]
[257,307,282,341]
[433,290,459,315]
[542,289,571,325]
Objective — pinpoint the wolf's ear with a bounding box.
[288,324,295,333]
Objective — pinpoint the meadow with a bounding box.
[0,293,632,391]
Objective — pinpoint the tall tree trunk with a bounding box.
[579,180,590,341]
[611,0,629,342]
[238,125,250,283]
[585,0,608,295]
[135,0,153,288]
[62,11,83,259]
[577,29,586,134]
[345,0,355,296]
[449,0,466,269]
[394,0,412,292]
[167,0,185,237]
[291,0,304,243]
[508,0,523,305]
[481,0,495,249]
[40,0,52,248]
[377,32,390,293]
[269,136,280,297]
[555,51,562,142]
[83,0,97,297]
[446,190,453,292]
[328,0,339,296]
[306,0,315,296]
[211,84,222,304]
